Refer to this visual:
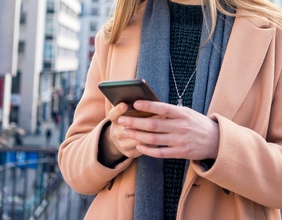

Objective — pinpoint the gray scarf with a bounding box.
[135,0,235,219]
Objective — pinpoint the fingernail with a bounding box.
[134,101,142,108]
[118,117,125,124]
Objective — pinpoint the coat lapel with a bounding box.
[182,12,276,213]
[208,11,275,119]
[110,7,275,121]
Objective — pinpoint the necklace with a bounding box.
[169,56,197,106]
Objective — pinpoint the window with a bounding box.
[90,22,97,32]
[44,43,53,60]
[89,36,95,46]
[47,8,55,14]
[45,17,54,35]
[45,35,53,40]
[20,12,26,24]
[47,0,55,13]
[44,61,52,69]
[91,7,99,16]
[18,41,25,54]
[12,71,21,93]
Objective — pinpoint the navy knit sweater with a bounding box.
[164,2,203,219]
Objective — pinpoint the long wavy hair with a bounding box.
[104,0,282,45]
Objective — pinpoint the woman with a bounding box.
[58,0,282,219]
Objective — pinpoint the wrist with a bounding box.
[98,122,125,167]
[208,120,220,159]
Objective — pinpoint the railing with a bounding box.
[3,146,280,219]
[0,146,94,220]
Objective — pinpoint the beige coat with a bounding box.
[58,2,282,219]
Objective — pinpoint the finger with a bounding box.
[111,133,143,158]
[136,144,181,159]
[118,145,143,158]
[111,124,145,156]
[118,116,176,133]
[122,128,182,146]
[134,100,189,118]
[108,103,128,121]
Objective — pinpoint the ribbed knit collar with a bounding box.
[169,1,203,26]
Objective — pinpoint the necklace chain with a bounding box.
[169,56,197,106]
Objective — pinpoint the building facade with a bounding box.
[77,0,112,100]
[10,0,47,133]
[39,0,81,139]
[0,0,21,130]
[9,0,81,134]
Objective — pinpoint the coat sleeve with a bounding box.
[192,29,282,209]
[58,31,133,195]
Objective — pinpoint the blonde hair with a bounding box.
[104,0,282,45]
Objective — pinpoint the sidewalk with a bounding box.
[22,121,62,148]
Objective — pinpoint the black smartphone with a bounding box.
[98,79,159,117]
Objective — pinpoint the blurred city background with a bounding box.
[0,0,281,219]
[0,0,111,219]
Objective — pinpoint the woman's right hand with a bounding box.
[99,103,143,166]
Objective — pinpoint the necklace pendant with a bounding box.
[177,98,183,106]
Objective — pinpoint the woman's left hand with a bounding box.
[117,100,219,160]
